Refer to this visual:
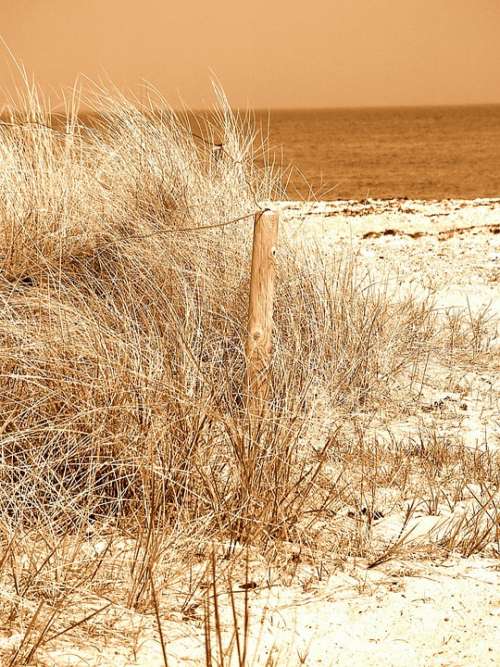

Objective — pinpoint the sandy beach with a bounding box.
[279,197,500,317]
[8,198,497,667]
[160,199,500,666]
[133,199,500,667]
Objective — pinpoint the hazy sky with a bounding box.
[1,0,500,109]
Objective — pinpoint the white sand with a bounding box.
[277,197,500,318]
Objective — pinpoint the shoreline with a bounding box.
[272,196,500,236]
[275,195,500,333]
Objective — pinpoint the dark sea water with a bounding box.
[258,105,500,201]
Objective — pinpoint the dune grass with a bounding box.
[0,83,497,665]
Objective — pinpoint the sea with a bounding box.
[14,103,499,202]
[257,105,500,201]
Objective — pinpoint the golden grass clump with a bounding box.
[0,82,498,664]
[0,83,441,539]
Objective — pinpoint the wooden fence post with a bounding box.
[244,210,279,417]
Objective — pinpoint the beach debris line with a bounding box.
[362,222,500,241]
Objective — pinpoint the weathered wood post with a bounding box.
[244,209,279,418]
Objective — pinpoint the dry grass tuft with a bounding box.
[0,81,497,664]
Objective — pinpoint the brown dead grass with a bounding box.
[0,82,498,665]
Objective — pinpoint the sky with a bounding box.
[1,0,500,110]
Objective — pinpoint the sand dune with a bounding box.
[15,198,498,667]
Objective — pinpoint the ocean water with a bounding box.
[26,104,500,202]
[258,105,500,201]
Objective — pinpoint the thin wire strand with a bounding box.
[94,208,271,254]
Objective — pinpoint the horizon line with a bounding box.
[2,100,500,116]
[78,100,500,115]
